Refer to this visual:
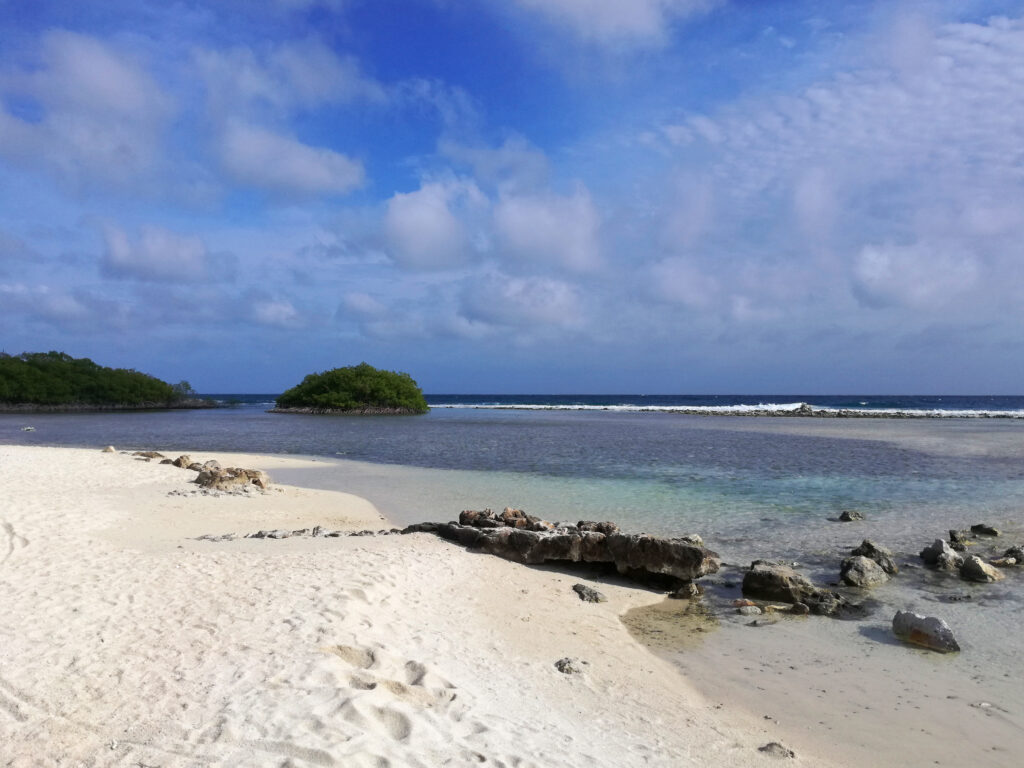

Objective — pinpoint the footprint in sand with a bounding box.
[1,520,29,565]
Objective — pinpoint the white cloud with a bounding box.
[0,30,173,190]
[439,136,549,193]
[102,225,208,282]
[194,39,386,120]
[494,188,601,272]
[513,0,721,47]
[220,122,364,195]
[460,272,584,330]
[384,178,486,270]
[250,298,303,328]
[342,292,388,317]
[852,242,978,310]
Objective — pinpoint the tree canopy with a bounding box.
[0,351,185,406]
[275,363,428,413]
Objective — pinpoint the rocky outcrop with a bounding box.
[840,555,889,587]
[194,467,271,491]
[838,510,864,522]
[892,610,960,653]
[403,512,720,585]
[850,539,899,574]
[959,555,1005,583]
[970,523,1000,537]
[741,560,847,615]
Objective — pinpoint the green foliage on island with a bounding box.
[275,363,429,413]
[0,351,194,407]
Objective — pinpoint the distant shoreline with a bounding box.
[267,406,428,415]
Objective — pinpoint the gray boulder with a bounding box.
[892,610,960,653]
[840,555,889,587]
[851,539,899,574]
[959,555,1005,583]
[838,510,863,522]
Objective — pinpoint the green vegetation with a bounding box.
[0,351,193,407]
[275,363,428,413]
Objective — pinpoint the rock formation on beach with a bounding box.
[402,508,720,586]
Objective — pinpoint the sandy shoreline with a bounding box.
[0,445,839,767]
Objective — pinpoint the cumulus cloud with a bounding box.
[102,225,209,282]
[460,272,584,331]
[493,188,601,272]
[439,136,549,194]
[0,282,131,331]
[0,30,173,190]
[384,178,486,270]
[513,0,722,47]
[220,122,364,195]
[194,38,386,120]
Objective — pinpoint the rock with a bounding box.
[171,455,193,468]
[554,657,588,675]
[679,533,704,547]
[1003,544,1024,561]
[572,584,608,603]
[990,557,1017,567]
[741,561,847,616]
[669,582,702,599]
[738,605,762,616]
[159,459,174,465]
[920,539,964,569]
[838,510,863,522]
[195,467,271,491]
[971,523,1000,537]
[577,520,620,535]
[202,459,221,470]
[187,463,203,471]
[758,742,795,759]
[790,603,810,615]
[101,445,116,453]
[840,555,889,587]
[949,529,969,551]
[133,451,165,459]
[892,610,960,653]
[409,520,719,584]
[850,539,899,574]
[959,555,1005,583]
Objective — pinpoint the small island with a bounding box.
[270,362,429,414]
[0,351,211,412]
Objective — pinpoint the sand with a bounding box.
[0,445,845,767]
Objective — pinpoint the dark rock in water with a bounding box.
[407,517,719,585]
[758,742,795,759]
[577,520,620,535]
[1003,544,1024,561]
[742,561,848,616]
[840,555,889,587]
[554,657,588,675]
[971,523,1000,537]
[838,510,863,522]
[669,582,702,599]
[892,610,960,653]
[949,529,969,551]
[960,555,1005,583]
[850,539,899,575]
[920,539,964,570]
[572,583,607,603]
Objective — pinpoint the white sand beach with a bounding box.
[0,445,845,768]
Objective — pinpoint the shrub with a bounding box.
[276,363,428,413]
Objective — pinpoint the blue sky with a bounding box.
[2,0,1024,393]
